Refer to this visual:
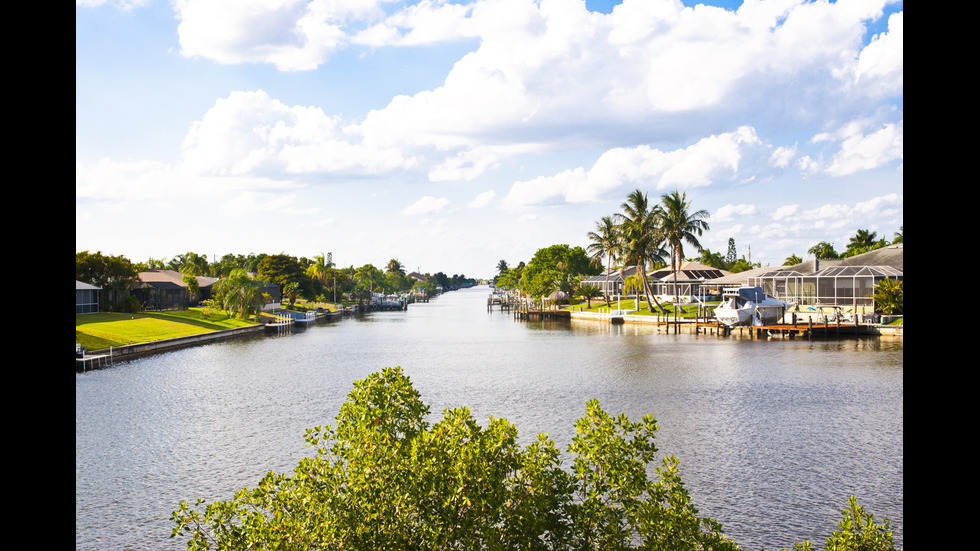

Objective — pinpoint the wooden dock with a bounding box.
[514,308,570,321]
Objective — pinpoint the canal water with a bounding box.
[75,286,903,550]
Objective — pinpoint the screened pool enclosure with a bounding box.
[748,265,903,310]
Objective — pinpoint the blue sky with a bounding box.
[76,0,903,278]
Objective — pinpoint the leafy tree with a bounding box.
[495,261,524,290]
[182,273,201,305]
[586,215,620,306]
[727,256,761,274]
[76,250,140,311]
[282,282,300,307]
[168,252,211,276]
[787,496,901,551]
[520,244,597,300]
[696,248,726,270]
[659,190,710,302]
[872,278,903,315]
[172,367,741,551]
[354,264,385,300]
[258,254,311,299]
[615,189,668,314]
[892,226,903,244]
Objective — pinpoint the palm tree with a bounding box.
[216,269,263,320]
[783,254,803,266]
[847,229,878,252]
[386,259,405,275]
[578,284,602,309]
[659,190,710,304]
[615,189,669,314]
[808,242,838,260]
[586,215,620,306]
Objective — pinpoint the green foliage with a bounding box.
[172,367,741,551]
[76,250,141,312]
[872,278,903,315]
[520,244,597,299]
[578,284,602,308]
[807,242,839,260]
[787,496,901,551]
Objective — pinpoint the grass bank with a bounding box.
[562,299,717,318]
[75,309,258,350]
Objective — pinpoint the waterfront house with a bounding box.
[580,266,640,300]
[76,280,101,314]
[730,245,904,313]
[647,261,731,301]
[134,270,218,310]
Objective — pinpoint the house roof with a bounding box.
[138,270,218,289]
[649,261,731,281]
[710,266,780,285]
[783,244,903,273]
[581,266,640,283]
[76,280,101,290]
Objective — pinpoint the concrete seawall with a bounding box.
[83,324,266,363]
[568,310,903,336]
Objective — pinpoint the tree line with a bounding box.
[76,250,473,315]
[495,189,712,314]
[492,189,903,314]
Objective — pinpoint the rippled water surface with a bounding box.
[76,287,903,550]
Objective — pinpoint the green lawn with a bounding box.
[75,309,258,350]
[563,299,717,318]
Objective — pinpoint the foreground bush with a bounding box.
[171,367,899,551]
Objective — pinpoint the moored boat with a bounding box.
[714,286,789,327]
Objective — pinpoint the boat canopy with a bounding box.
[725,286,770,302]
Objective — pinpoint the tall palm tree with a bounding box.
[386,259,405,275]
[659,190,710,303]
[586,215,620,306]
[847,229,878,252]
[615,189,669,314]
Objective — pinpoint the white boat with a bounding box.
[714,286,789,327]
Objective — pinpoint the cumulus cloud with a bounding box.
[795,193,901,222]
[822,120,903,177]
[467,190,495,208]
[401,195,450,215]
[772,204,799,221]
[714,203,756,223]
[181,90,416,177]
[173,0,380,71]
[503,126,764,207]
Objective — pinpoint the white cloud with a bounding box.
[401,195,450,215]
[467,190,495,208]
[714,203,756,223]
[503,126,764,206]
[823,120,903,177]
[772,204,799,221]
[173,0,374,71]
[181,90,416,177]
[851,11,903,97]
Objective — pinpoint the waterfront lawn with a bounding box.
[564,299,716,318]
[75,309,258,350]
